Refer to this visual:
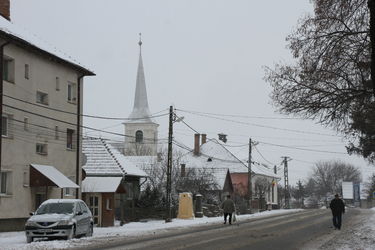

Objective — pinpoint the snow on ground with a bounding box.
[0,209,301,250]
[305,207,375,250]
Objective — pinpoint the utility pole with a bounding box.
[165,105,173,222]
[369,0,375,97]
[248,138,252,213]
[282,156,291,209]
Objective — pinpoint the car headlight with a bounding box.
[58,220,73,226]
[25,220,38,227]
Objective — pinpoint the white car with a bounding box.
[25,199,93,243]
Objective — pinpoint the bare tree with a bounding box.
[255,177,271,210]
[364,173,375,200]
[264,0,375,162]
[124,142,153,156]
[307,160,362,199]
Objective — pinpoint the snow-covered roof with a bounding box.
[82,137,147,177]
[82,177,123,193]
[0,16,94,75]
[181,139,279,189]
[30,164,79,188]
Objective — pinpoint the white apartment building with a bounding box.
[0,1,94,231]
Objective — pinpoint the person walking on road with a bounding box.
[329,194,345,230]
[221,194,235,225]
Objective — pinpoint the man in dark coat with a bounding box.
[221,194,235,224]
[329,194,345,230]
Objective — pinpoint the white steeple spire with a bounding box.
[128,34,154,123]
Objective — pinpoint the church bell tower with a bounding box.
[124,35,159,156]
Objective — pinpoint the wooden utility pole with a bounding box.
[248,138,252,213]
[165,105,173,222]
[369,0,375,97]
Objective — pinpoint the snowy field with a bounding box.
[0,209,302,250]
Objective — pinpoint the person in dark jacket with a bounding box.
[221,194,235,224]
[329,194,345,230]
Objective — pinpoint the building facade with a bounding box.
[0,3,94,231]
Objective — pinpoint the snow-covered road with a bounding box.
[1,208,374,250]
[0,209,301,250]
[304,207,375,250]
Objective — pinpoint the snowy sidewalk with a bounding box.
[0,209,302,250]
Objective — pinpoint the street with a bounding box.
[82,209,360,250]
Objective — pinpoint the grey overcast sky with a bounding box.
[11,0,375,185]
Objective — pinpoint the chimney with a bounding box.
[194,133,200,155]
[180,164,186,177]
[201,134,207,145]
[0,0,10,21]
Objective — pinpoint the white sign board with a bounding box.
[342,182,353,199]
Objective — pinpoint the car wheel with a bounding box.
[66,225,75,240]
[86,224,93,237]
[26,236,33,243]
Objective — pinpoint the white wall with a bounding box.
[0,41,85,219]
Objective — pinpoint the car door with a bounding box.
[79,202,90,233]
[74,202,84,235]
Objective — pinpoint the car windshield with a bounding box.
[36,202,74,215]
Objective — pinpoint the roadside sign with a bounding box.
[373,191,375,199]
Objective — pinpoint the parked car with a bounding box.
[25,199,93,243]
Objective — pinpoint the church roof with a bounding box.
[126,38,156,124]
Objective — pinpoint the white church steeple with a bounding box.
[124,34,159,156]
[128,34,154,123]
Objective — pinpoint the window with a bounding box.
[36,143,48,155]
[0,172,8,194]
[64,176,75,196]
[106,198,112,210]
[56,77,60,91]
[24,117,29,131]
[67,129,74,149]
[135,130,143,143]
[79,202,88,213]
[36,91,49,105]
[2,114,12,137]
[67,82,76,102]
[3,56,14,82]
[1,115,8,137]
[25,64,29,79]
[55,126,59,140]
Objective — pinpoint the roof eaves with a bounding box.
[0,31,95,76]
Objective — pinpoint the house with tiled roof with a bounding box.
[82,137,147,226]
[180,134,280,211]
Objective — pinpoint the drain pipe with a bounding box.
[75,74,84,199]
[0,41,10,193]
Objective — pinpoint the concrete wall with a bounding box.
[0,42,84,225]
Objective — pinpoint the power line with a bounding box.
[4,104,165,141]
[257,141,348,155]
[176,108,301,120]
[4,94,168,120]
[179,109,337,137]
[253,145,276,165]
